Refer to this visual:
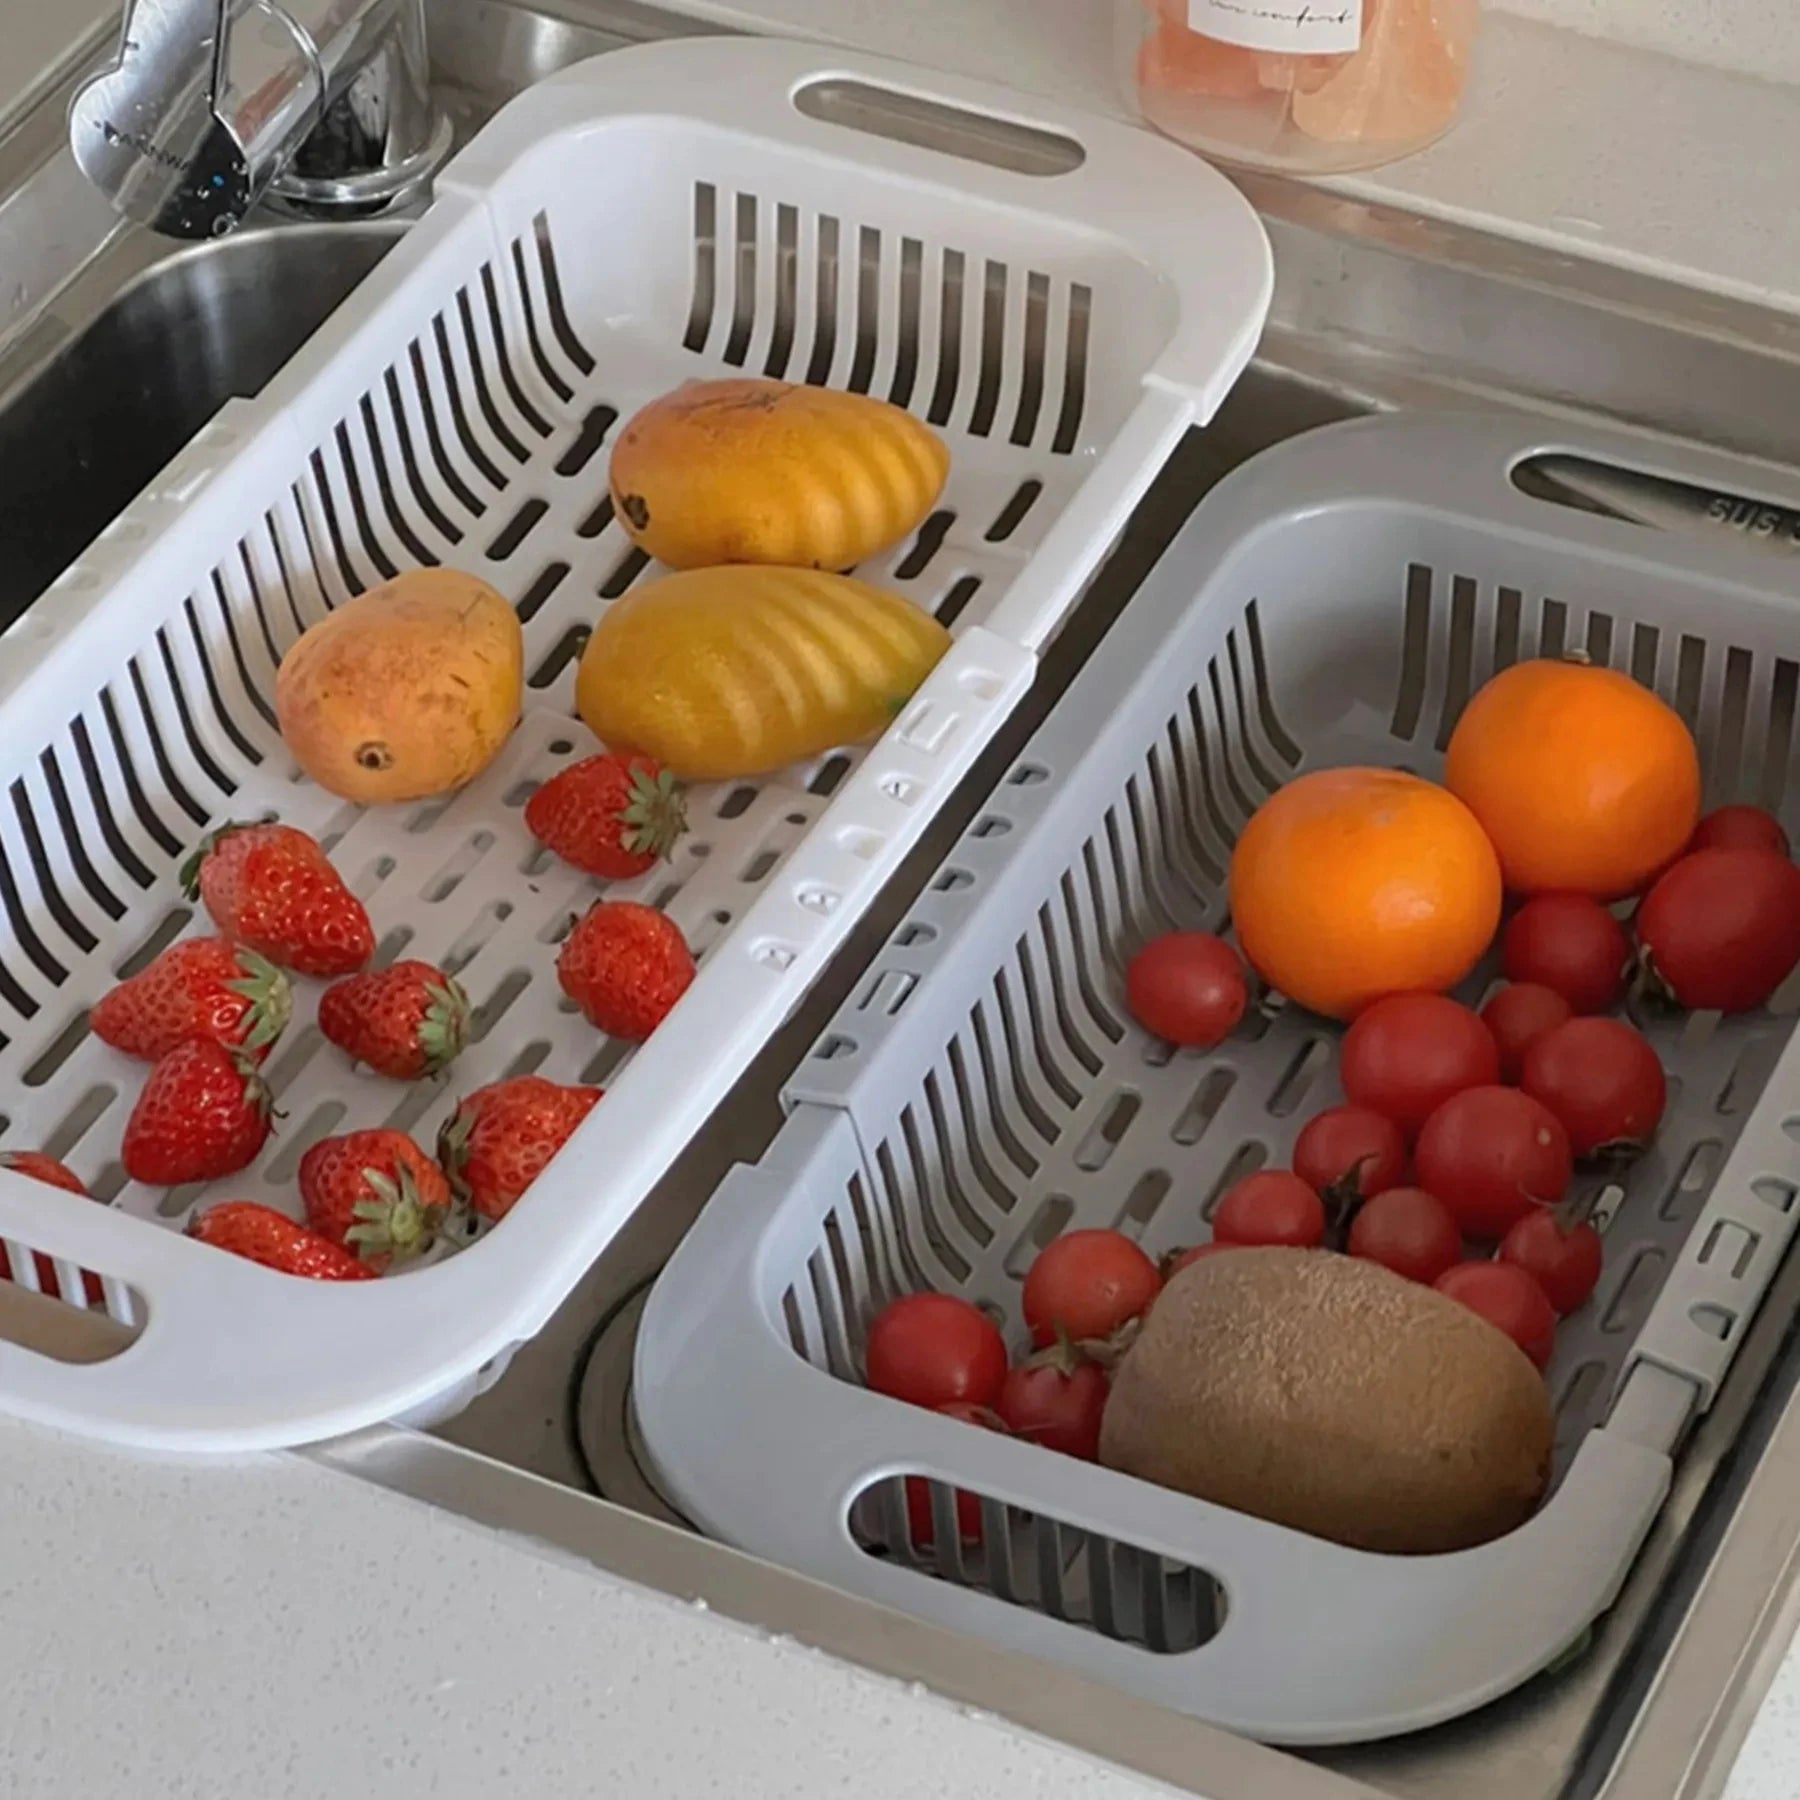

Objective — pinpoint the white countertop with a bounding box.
[0,1415,1171,1800]
[2,1,1800,1796]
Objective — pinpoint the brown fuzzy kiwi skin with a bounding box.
[1098,1247,1553,1556]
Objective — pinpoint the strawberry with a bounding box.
[556,901,695,1041]
[188,1201,375,1281]
[318,961,471,1080]
[438,1076,602,1222]
[122,1039,275,1187]
[182,821,374,979]
[525,753,688,880]
[299,1129,455,1268]
[0,1151,106,1304]
[0,1151,85,1196]
[91,936,292,1064]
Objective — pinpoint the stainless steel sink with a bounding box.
[0,223,402,627]
[7,6,1800,1800]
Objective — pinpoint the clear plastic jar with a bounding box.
[1121,0,1478,176]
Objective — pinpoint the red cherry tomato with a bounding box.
[996,1356,1110,1460]
[866,1293,1007,1409]
[1162,1241,1240,1278]
[1292,1105,1407,1201]
[1414,1085,1573,1239]
[1636,848,1800,1012]
[1340,994,1501,1137]
[1022,1230,1161,1347]
[1481,982,1575,1083]
[1690,804,1790,859]
[1499,1210,1604,1315]
[1346,1186,1463,1285]
[1520,1017,1667,1157]
[1502,893,1629,1014]
[905,1401,1004,1548]
[1435,1261,1557,1369]
[1211,1170,1328,1249]
[1125,932,1249,1048]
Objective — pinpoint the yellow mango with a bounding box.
[608,378,949,571]
[576,567,950,781]
[276,568,523,804]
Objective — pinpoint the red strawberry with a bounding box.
[183,821,374,979]
[299,1129,455,1268]
[0,1151,106,1304]
[0,1151,85,1196]
[92,936,292,1064]
[556,901,694,1041]
[525,753,688,880]
[438,1076,602,1222]
[122,1039,275,1186]
[188,1201,375,1281]
[318,961,471,1080]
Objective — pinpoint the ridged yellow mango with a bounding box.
[608,378,949,571]
[576,567,950,781]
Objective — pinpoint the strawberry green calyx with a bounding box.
[226,949,294,1056]
[437,1104,474,1202]
[235,1053,278,1127]
[618,764,689,863]
[418,976,473,1078]
[344,1164,448,1266]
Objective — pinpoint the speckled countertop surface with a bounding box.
[0,1416,1178,1800]
[1,1,1799,1796]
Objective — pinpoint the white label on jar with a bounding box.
[1185,0,1362,55]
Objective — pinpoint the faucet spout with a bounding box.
[70,0,451,239]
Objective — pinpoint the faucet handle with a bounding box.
[70,0,323,238]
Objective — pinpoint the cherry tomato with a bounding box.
[1520,1017,1667,1157]
[1023,1230,1161,1347]
[1340,994,1501,1137]
[996,1355,1109,1460]
[1346,1186,1463,1285]
[1481,982,1575,1083]
[1414,1085,1573,1239]
[1211,1170,1327,1249]
[1435,1261,1557,1369]
[1292,1105,1407,1201]
[1499,1210,1604,1315]
[1162,1241,1240,1278]
[905,1402,1003,1548]
[1636,848,1800,1012]
[1502,893,1629,1014]
[1125,931,1249,1048]
[1690,804,1790,859]
[866,1293,1007,1409]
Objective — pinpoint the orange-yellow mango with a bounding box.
[609,378,949,571]
[276,568,523,805]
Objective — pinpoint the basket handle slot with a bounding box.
[0,1277,139,1365]
[1511,452,1800,562]
[852,1469,1226,1657]
[790,79,1086,179]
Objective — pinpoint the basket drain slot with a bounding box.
[851,1474,1222,1656]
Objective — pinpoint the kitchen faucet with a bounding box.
[70,0,452,238]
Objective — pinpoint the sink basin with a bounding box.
[0,224,402,628]
[6,5,1800,1799]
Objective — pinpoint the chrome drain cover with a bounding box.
[574,1279,691,1528]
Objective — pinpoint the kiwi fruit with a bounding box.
[1099,1247,1553,1555]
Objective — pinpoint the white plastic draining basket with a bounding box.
[636,413,1800,1745]
[0,38,1272,1449]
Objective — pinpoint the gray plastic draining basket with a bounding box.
[635,413,1800,1745]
